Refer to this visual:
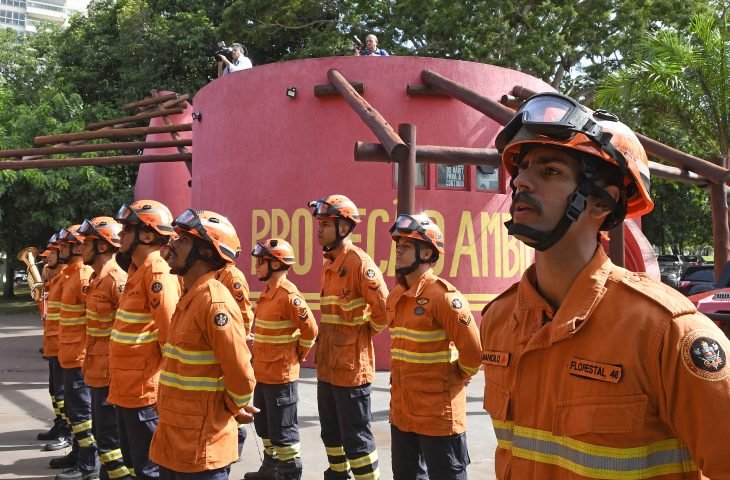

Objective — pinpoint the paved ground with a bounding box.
[0,313,497,479]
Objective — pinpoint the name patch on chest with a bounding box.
[569,358,622,383]
[481,350,510,367]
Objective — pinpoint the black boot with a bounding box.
[49,452,78,469]
[275,458,302,480]
[243,454,277,480]
[37,425,61,441]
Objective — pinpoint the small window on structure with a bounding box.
[436,164,466,190]
[476,166,500,192]
[393,163,427,188]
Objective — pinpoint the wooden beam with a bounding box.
[85,108,184,130]
[0,140,192,159]
[0,153,192,170]
[35,124,192,145]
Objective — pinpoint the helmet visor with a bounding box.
[173,209,215,244]
[309,200,340,218]
[58,227,81,243]
[251,242,269,258]
[389,214,422,235]
[115,204,142,224]
[78,219,99,237]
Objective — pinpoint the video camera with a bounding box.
[215,41,233,62]
[352,35,363,49]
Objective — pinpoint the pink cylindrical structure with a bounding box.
[138,57,658,369]
[134,92,193,217]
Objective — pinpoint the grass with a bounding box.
[0,284,40,315]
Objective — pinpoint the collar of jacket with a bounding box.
[323,242,351,270]
[177,270,218,311]
[515,246,612,346]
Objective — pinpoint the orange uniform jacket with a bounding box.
[83,259,127,388]
[316,243,389,387]
[481,248,730,479]
[58,262,93,369]
[387,270,481,436]
[44,265,67,357]
[216,263,254,334]
[253,277,318,384]
[108,251,180,408]
[149,271,256,472]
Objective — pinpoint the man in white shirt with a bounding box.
[218,43,252,77]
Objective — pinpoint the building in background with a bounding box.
[0,0,89,34]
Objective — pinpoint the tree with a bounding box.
[0,28,135,297]
[595,10,729,275]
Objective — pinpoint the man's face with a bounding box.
[509,146,581,238]
[394,237,418,269]
[255,256,269,281]
[81,237,97,265]
[316,218,337,247]
[58,241,72,261]
[166,231,193,275]
[231,47,242,60]
[47,250,58,268]
[366,35,377,52]
[119,224,135,254]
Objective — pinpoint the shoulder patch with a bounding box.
[481,282,519,317]
[293,296,302,307]
[213,312,230,329]
[151,282,163,294]
[451,297,463,310]
[233,281,242,290]
[118,284,126,294]
[365,268,376,279]
[619,272,697,317]
[681,329,729,381]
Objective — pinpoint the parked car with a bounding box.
[658,255,683,288]
[678,265,716,296]
[691,289,730,338]
[13,270,27,284]
[680,254,705,266]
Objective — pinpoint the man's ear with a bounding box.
[338,221,351,237]
[419,245,434,262]
[139,229,156,245]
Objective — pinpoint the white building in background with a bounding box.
[0,0,89,34]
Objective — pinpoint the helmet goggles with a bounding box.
[308,200,340,218]
[173,209,238,261]
[58,226,84,244]
[115,204,143,225]
[496,93,629,174]
[251,242,270,258]
[390,214,434,244]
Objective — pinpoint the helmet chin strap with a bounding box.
[257,259,287,281]
[322,218,354,253]
[395,242,434,276]
[505,179,607,252]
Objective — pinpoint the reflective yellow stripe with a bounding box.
[349,450,378,469]
[60,317,86,326]
[46,313,61,321]
[72,420,92,433]
[458,361,480,376]
[491,420,697,479]
[162,344,218,365]
[321,296,366,311]
[325,446,345,456]
[277,443,301,460]
[370,321,387,332]
[107,466,131,479]
[298,338,316,348]
[48,301,61,308]
[159,371,225,392]
[111,329,158,345]
[391,347,458,364]
[61,303,86,312]
[115,309,153,324]
[227,388,253,407]
[100,448,124,463]
[255,319,294,329]
[390,327,447,342]
[254,332,300,344]
[78,435,96,447]
[87,311,113,322]
[321,314,367,326]
[87,327,112,337]
[353,471,379,480]
[329,461,350,473]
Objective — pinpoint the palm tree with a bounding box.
[595,10,730,280]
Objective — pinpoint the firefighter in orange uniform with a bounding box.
[245,238,318,480]
[309,194,388,480]
[215,258,255,460]
[39,234,75,455]
[149,209,256,480]
[78,217,132,480]
[56,224,97,480]
[481,92,730,479]
[387,214,482,479]
[108,200,180,480]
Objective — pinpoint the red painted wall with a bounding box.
[135,92,193,216]
[138,58,658,369]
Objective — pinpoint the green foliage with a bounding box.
[595,11,729,253]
